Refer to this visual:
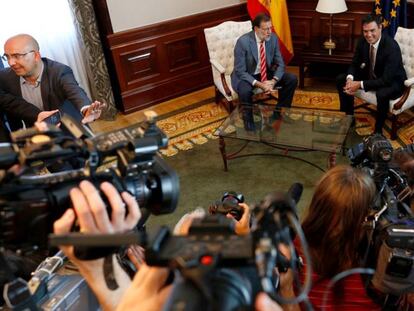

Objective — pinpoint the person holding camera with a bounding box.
[53,180,141,311]
[228,166,381,309]
[296,165,381,309]
[54,192,287,311]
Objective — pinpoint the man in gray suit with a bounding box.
[0,34,105,133]
[231,13,297,130]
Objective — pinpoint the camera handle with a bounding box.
[255,237,277,292]
[2,251,66,311]
[0,252,38,311]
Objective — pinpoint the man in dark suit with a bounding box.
[336,14,406,134]
[0,34,105,133]
[231,13,297,130]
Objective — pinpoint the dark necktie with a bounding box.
[369,45,376,79]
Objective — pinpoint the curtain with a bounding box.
[68,0,117,120]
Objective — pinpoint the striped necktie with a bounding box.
[260,42,267,82]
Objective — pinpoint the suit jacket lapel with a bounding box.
[40,59,50,111]
[249,31,258,65]
[265,39,273,66]
[375,35,386,70]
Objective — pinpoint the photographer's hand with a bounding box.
[116,264,172,311]
[255,292,283,311]
[228,203,251,235]
[127,245,145,270]
[53,180,141,311]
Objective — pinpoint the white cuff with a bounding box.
[346,74,354,81]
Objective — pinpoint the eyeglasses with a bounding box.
[1,50,35,61]
[260,27,273,33]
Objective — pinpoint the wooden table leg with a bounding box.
[328,152,336,169]
[219,136,228,171]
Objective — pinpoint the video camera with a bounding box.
[142,183,311,311]
[0,112,180,252]
[348,134,414,296]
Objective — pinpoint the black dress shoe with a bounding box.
[242,109,256,131]
[243,119,256,131]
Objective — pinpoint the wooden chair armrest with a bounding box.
[220,73,232,97]
[209,59,225,74]
[404,77,414,87]
[392,86,411,111]
[209,59,232,97]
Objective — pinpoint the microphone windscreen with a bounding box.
[288,182,303,204]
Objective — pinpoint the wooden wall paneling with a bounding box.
[107,4,249,113]
[290,16,313,49]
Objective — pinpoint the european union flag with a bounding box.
[373,0,407,37]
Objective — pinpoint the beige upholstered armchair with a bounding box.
[204,21,252,111]
[355,27,414,139]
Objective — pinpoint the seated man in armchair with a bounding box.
[231,13,297,131]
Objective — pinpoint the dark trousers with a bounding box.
[336,73,404,132]
[237,72,297,108]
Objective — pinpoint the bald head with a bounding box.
[5,34,40,52]
[4,34,42,80]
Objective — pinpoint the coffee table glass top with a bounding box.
[215,104,353,153]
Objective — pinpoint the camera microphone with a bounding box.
[287,182,303,204]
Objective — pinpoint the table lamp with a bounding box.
[316,0,348,55]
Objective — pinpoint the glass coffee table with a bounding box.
[215,104,353,171]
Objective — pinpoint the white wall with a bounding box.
[106,0,246,33]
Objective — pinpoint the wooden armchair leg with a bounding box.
[214,87,221,105]
[391,114,398,140]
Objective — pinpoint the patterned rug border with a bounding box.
[157,97,216,120]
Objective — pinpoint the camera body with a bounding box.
[208,191,244,221]
[0,114,179,251]
[348,134,414,295]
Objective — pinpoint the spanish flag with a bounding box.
[373,0,407,37]
[247,0,294,64]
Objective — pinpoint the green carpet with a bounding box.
[147,132,362,229]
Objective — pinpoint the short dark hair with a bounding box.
[362,14,382,27]
[252,13,271,29]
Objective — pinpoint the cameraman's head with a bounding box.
[302,165,376,278]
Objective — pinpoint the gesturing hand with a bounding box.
[81,100,107,124]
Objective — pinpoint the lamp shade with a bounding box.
[316,0,347,14]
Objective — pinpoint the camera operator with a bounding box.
[227,165,381,310]
[298,165,382,310]
[53,180,141,311]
